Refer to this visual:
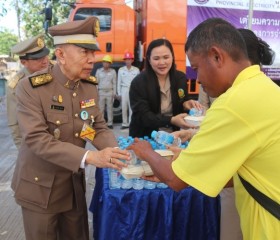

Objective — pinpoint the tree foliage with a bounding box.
[1,0,75,52]
[21,0,74,38]
[0,2,7,17]
[0,29,19,55]
[0,0,76,55]
[21,0,75,49]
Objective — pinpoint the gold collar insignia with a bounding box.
[82,76,98,85]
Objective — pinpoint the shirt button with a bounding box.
[56,120,61,125]
[75,133,79,138]
[74,113,79,118]
[73,92,77,97]
[34,177,39,182]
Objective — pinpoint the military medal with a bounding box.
[80,123,96,142]
[52,95,58,102]
[80,110,89,120]
[58,95,63,103]
[52,95,63,103]
[80,99,96,109]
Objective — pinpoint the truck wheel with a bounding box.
[113,98,122,123]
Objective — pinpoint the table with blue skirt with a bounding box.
[89,168,221,240]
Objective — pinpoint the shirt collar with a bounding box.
[232,65,263,87]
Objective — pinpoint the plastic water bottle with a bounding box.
[132,178,144,190]
[144,180,156,189]
[109,169,121,189]
[151,130,181,147]
[127,150,139,165]
[189,108,203,117]
[121,178,133,189]
[156,182,168,189]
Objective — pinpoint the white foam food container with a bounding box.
[184,115,205,127]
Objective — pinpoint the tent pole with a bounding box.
[248,0,254,29]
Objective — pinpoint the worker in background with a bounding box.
[6,34,50,149]
[95,55,117,129]
[117,52,140,129]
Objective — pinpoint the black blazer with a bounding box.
[129,70,189,138]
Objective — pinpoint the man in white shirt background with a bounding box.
[117,52,140,129]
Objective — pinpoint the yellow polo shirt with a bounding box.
[172,65,280,239]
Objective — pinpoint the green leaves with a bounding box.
[0,29,18,55]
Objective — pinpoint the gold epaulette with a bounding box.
[8,71,25,89]
[29,73,53,88]
[82,76,98,85]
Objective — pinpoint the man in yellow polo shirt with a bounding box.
[129,18,280,239]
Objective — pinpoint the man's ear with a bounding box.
[209,46,224,67]
[55,48,65,63]
[20,59,27,65]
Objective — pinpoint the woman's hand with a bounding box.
[166,145,182,160]
[183,99,204,110]
[172,129,198,142]
[171,113,197,129]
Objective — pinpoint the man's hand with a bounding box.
[141,175,161,182]
[127,138,154,162]
[86,147,130,170]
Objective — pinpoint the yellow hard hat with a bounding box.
[102,55,112,63]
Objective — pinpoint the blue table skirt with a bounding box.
[89,168,220,240]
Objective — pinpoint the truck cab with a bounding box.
[68,0,135,72]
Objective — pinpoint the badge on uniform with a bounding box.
[178,88,185,99]
[80,123,96,142]
[80,99,95,109]
[80,110,89,120]
[52,94,63,103]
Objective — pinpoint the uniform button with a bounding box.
[75,133,79,138]
[34,177,39,182]
[56,120,61,125]
[73,92,77,97]
[74,113,79,118]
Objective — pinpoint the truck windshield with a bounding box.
[73,8,112,32]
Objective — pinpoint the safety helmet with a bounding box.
[123,52,134,60]
[102,55,112,63]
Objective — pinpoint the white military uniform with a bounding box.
[117,66,140,127]
[96,67,117,126]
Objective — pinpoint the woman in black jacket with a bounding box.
[129,38,201,138]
